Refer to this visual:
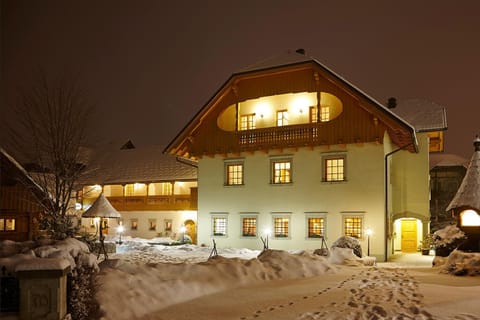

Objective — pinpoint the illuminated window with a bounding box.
[131,219,138,230]
[276,110,288,126]
[344,216,363,239]
[272,159,292,184]
[273,216,290,238]
[149,182,172,196]
[309,107,317,123]
[240,113,256,130]
[308,217,325,238]
[225,162,244,186]
[324,156,345,182]
[460,210,480,226]
[212,216,228,236]
[241,216,257,237]
[0,218,16,231]
[149,219,157,231]
[320,106,330,122]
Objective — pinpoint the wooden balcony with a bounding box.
[237,123,319,150]
[82,190,198,212]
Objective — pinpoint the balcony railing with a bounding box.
[82,192,198,212]
[237,123,318,150]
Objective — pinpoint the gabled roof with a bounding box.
[392,99,448,132]
[446,137,480,212]
[165,50,418,156]
[80,144,197,186]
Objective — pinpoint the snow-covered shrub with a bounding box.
[331,236,362,258]
[442,250,480,276]
[67,252,102,320]
[433,225,466,257]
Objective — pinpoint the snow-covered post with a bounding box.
[16,258,71,320]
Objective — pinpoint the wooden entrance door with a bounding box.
[401,219,417,252]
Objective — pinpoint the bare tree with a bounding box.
[9,71,93,239]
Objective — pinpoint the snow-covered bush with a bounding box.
[433,225,466,257]
[442,250,480,276]
[0,237,101,320]
[331,236,362,258]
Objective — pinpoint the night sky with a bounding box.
[1,1,480,159]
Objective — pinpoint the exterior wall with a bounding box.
[390,133,430,221]
[80,210,197,241]
[197,143,387,260]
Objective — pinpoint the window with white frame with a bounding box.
[343,215,363,239]
[225,160,244,186]
[211,214,228,236]
[306,214,326,238]
[276,110,288,126]
[271,158,292,184]
[240,214,258,237]
[272,214,291,238]
[240,113,256,130]
[323,154,346,182]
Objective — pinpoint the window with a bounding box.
[212,215,228,236]
[240,113,256,130]
[225,162,244,185]
[320,106,330,122]
[149,219,157,231]
[309,106,317,123]
[273,216,290,238]
[131,219,138,230]
[164,219,173,231]
[0,218,15,231]
[324,156,345,182]
[344,216,363,239]
[276,110,288,126]
[272,159,292,184]
[308,217,325,238]
[241,216,257,237]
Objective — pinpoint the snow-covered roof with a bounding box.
[391,99,447,132]
[82,193,121,218]
[446,137,480,212]
[80,143,197,185]
[430,153,468,170]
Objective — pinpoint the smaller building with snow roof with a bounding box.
[446,137,480,252]
[77,141,198,242]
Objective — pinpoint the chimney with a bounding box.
[474,135,480,152]
[295,48,306,55]
[387,97,397,109]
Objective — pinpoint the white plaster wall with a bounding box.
[197,143,387,259]
[390,132,430,219]
[81,210,197,240]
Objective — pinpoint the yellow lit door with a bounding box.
[401,219,417,252]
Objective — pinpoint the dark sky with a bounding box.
[1,0,479,159]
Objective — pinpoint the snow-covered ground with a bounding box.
[2,236,480,320]
[96,236,480,320]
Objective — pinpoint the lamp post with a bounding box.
[365,228,373,256]
[180,225,187,243]
[116,224,124,245]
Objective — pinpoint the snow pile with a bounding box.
[98,248,337,319]
[442,250,480,276]
[0,237,98,273]
[331,236,362,258]
[433,225,466,248]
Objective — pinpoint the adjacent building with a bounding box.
[77,141,198,242]
[165,50,446,261]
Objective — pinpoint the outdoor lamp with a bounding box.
[180,225,187,243]
[365,228,373,256]
[116,224,125,244]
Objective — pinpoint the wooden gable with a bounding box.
[166,55,417,159]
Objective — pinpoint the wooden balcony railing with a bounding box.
[237,123,319,150]
[82,192,198,212]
